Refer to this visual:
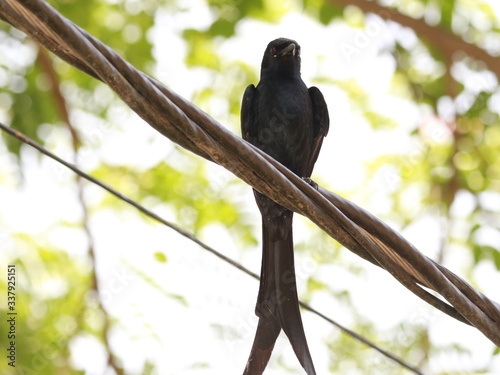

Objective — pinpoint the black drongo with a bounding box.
[241,38,329,375]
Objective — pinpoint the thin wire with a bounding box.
[2,0,499,347]
[0,123,256,279]
[0,121,425,374]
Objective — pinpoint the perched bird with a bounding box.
[241,38,329,375]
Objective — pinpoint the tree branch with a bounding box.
[1,0,499,347]
[332,0,500,78]
[36,47,125,375]
[0,120,426,374]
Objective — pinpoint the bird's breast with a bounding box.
[253,79,314,176]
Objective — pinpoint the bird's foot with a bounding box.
[302,177,318,190]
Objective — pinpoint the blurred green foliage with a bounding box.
[0,235,90,374]
[0,0,499,374]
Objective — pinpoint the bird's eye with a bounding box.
[270,46,277,55]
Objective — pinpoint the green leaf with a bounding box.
[154,252,168,263]
[492,248,500,270]
[208,18,236,37]
[318,3,341,25]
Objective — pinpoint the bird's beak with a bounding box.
[278,43,296,57]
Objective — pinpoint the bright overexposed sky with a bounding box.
[1,1,500,374]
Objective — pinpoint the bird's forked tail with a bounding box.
[243,213,316,375]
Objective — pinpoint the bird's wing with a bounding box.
[305,86,330,177]
[241,84,256,141]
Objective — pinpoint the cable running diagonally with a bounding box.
[0,0,499,347]
[0,121,424,374]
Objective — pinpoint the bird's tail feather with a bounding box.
[243,219,315,375]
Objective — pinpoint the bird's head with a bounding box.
[261,38,301,78]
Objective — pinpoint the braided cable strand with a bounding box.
[0,120,424,374]
[0,0,499,346]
